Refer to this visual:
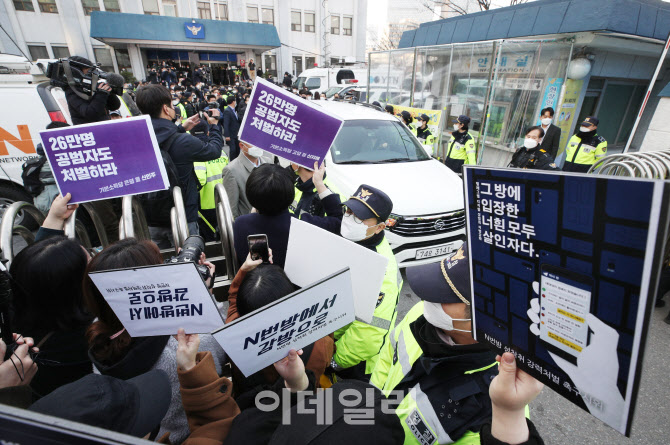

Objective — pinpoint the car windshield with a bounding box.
[294,77,306,89]
[330,120,430,164]
[324,87,341,98]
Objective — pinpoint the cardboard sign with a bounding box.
[88,262,224,337]
[39,116,169,204]
[463,166,670,436]
[238,77,344,169]
[284,218,388,324]
[213,268,355,377]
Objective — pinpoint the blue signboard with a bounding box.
[537,78,564,124]
[184,22,205,39]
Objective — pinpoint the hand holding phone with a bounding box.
[248,234,270,263]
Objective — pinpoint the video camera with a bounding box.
[46,58,124,98]
[165,235,214,288]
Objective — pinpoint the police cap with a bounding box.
[581,116,599,127]
[419,113,430,123]
[343,184,393,222]
[406,243,472,305]
[453,115,471,125]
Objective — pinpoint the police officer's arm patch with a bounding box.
[376,292,385,308]
[406,409,437,445]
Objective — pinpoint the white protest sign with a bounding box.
[88,262,224,336]
[213,268,355,377]
[284,218,388,323]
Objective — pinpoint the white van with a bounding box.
[294,67,367,95]
[313,101,466,267]
[0,54,72,223]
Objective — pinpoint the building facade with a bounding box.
[0,0,367,81]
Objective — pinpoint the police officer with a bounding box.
[445,115,476,174]
[508,126,559,171]
[330,185,403,380]
[563,116,607,173]
[288,163,345,220]
[415,113,437,155]
[370,243,499,444]
[176,92,194,119]
[398,110,413,129]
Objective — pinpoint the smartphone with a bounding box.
[247,234,270,263]
[538,264,595,365]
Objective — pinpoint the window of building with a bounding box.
[13,0,34,11]
[81,0,99,15]
[292,56,303,76]
[305,56,315,68]
[52,46,70,59]
[291,11,301,31]
[214,1,228,20]
[343,16,352,36]
[142,0,159,15]
[247,6,258,23]
[162,0,176,16]
[262,8,273,25]
[28,45,48,61]
[263,54,276,78]
[103,0,120,12]
[197,1,211,19]
[93,47,114,72]
[305,12,315,33]
[38,0,58,13]
[330,15,339,35]
[115,48,132,73]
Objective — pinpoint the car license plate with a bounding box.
[415,244,454,260]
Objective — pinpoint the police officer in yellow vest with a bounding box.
[563,116,607,173]
[415,113,437,156]
[330,184,403,380]
[445,115,477,174]
[288,163,346,219]
[370,243,499,445]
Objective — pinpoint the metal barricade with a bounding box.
[589,150,670,180]
[64,209,93,250]
[119,195,150,241]
[0,202,45,265]
[170,186,189,249]
[214,183,238,279]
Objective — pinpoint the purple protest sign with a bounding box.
[238,78,344,169]
[39,116,169,204]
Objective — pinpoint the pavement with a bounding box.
[395,271,670,445]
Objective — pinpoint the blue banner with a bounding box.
[184,22,205,39]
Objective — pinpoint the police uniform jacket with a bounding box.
[508,147,559,171]
[446,131,476,164]
[565,132,607,166]
[371,302,498,445]
[416,126,432,141]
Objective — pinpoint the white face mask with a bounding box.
[247,145,264,158]
[541,118,552,126]
[524,138,539,149]
[580,126,593,132]
[340,213,373,242]
[423,301,471,333]
[453,124,460,131]
[172,99,179,106]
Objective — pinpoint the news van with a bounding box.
[293,67,367,95]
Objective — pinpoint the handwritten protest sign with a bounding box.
[463,166,670,435]
[284,218,388,324]
[238,77,344,169]
[88,262,224,336]
[213,268,355,377]
[39,116,169,204]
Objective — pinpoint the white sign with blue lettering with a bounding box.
[88,262,224,336]
[213,268,355,377]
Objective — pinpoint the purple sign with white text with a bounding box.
[39,116,169,204]
[238,78,344,169]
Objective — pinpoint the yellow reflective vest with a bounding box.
[565,133,607,166]
[194,153,229,210]
[446,132,476,165]
[333,236,403,374]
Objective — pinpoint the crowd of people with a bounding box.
[8,53,636,444]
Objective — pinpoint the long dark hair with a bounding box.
[83,238,163,365]
[10,236,91,334]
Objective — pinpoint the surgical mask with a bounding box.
[453,124,460,131]
[247,145,263,158]
[580,126,593,132]
[524,138,538,149]
[541,118,552,126]
[172,99,179,106]
[423,301,471,333]
[340,213,373,242]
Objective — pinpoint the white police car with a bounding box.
[314,101,466,268]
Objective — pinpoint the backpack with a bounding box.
[138,132,180,226]
[22,155,47,197]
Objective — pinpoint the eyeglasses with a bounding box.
[343,206,364,224]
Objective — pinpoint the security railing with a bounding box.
[215,183,238,279]
[64,209,93,250]
[0,203,45,265]
[119,195,150,241]
[588,150,670,179]
[170,186,189,250]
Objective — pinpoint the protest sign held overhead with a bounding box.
[463,166,670,436]
[39,116,169,204]
[88,262,224,337]
[213,268,355,377]
[238,77,344,169]
[284,218,388,324]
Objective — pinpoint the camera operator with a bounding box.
[63,56,121,126]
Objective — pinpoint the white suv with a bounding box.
[313,101,466,267]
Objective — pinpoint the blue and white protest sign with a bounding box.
[238,77,344,169]
[39,116,169,204]
[213,268,355,377]
[88,262,224,337]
